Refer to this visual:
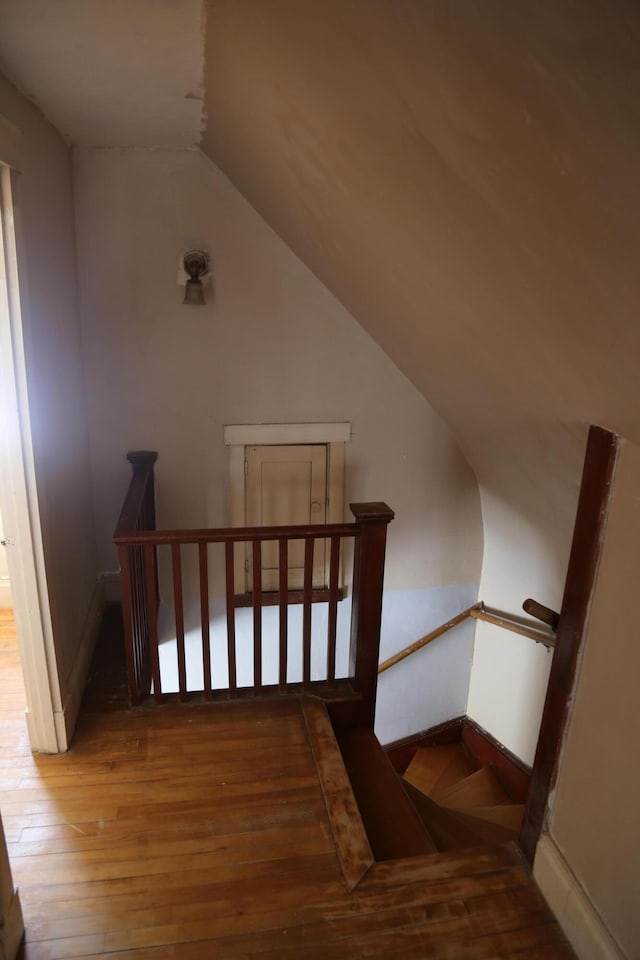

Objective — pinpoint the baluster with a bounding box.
[145,542,162,702]
[199,542,212,699]
[119,544,139,704]
[172,543,187,700]
[303,537,314,688]
[327,535,340,682]
[252,540,262,691]
[130,544,141,688]
[225,541,237,695]
[279,538,288,691]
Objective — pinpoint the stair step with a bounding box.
[468,803,525,832]
[433,765,511,809]
[338,726,438,861]
[402,779,518,850]
[403,744,475,796]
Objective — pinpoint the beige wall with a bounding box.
[0,73,97,702]
[535,438,640,958]
[202,0,640,762]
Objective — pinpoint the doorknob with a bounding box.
[311,501,323,513]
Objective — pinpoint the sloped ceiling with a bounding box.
[0,0,205,145]
[203,0,640,598]
[1,0,639,600]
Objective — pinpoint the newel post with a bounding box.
[119,451,158,703]
[349,502,395,729]
[126,450,158,528]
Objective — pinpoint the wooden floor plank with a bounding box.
[0,608,574,960]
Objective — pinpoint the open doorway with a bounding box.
[0,161,61,753]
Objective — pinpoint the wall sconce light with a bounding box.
[182,250,209,305]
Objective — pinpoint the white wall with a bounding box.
[534,437,640,959]
[0,73,98,717]
[73,146,483,739]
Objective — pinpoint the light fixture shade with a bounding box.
[183,277,206,305]
[182,250,209,305]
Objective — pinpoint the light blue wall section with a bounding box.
[375,585,478,745]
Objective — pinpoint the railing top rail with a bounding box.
[113,471,151,539]
[114,521,360,547]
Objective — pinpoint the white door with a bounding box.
[245,444,328,591]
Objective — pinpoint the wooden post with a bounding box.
[126,450,158,599]
[519,426,619,864]
[118,451,158,703]
[349,502,394,729]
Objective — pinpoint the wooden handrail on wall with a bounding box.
[114,450,394,725]
[471,603,556,649]
[378,605,480,674]
[378,598,557,676]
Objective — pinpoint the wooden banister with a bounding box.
[378,598,556,678]
[114,521,359,545]
[114,451,393,716]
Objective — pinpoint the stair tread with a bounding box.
[433,765,511,809]
[403,744,475,796]
[402,779,518,850]
[338,726,438,861]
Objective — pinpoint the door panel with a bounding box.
[245,445,327,590]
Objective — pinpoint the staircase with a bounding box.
[303,699,527,890]
[402,743,525,851]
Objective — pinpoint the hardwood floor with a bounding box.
[0,607,575,959]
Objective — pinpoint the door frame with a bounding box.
[224,423,350,593]
[0,154,62,753]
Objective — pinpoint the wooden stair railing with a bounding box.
[113,451,394,721]
[379,599,557,677]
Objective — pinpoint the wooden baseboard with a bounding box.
[534,834,626,960]
[383,715,531,804]
[54,580,103,750]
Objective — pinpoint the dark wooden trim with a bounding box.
[234,586,346,608]
[135,677,359,708]
[301,698,374,890]
[348,502,394,728]
[462,719,531,804]
[384,717,465,774]
[522,598,560,632]
[114,521,359,546]
[519,425,619,865]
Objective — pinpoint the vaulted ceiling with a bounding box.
[1,0,639,601]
